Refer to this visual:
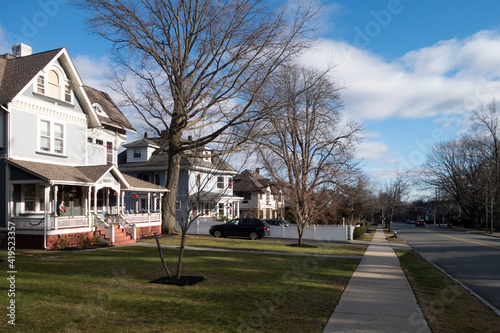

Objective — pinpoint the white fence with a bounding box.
[177,220,355,242]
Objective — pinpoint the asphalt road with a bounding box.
[392,222,500,313]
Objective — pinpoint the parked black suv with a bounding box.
[209,218,270,240]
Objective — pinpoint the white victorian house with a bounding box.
[0,44,168,250]
[119,133,243,222]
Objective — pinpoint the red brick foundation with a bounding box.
[137,225,161,239]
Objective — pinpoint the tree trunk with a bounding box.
[162,139,182,234]
[176,231,187,279]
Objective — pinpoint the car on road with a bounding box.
[265,219,293,227]
[209,218,270,240]
[415,220,426,227]
[406,220,416,224]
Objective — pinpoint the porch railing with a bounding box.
[93,214,114,243]
[117,214,136,240]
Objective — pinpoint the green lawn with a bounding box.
[141,234,367,256]
[2,246,360,332]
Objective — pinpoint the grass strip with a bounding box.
[2,246,360,332]
[396,249,500,333]
[140,234,367,256]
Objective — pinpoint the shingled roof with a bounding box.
[84,85,136,132]
[6,159,167,192]
[233,170,272,193]
[0,48,63,103]
[119,139,238,174]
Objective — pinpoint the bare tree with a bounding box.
[424,139,485,228]
[383,170,411,233]
[173,147,236,279]
[74,0,319,233]
[469,100,500,233]
[251,64,362,245]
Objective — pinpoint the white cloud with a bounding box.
[73,54,111,91]
[300,31,500,122]
[0,24,12,54]
[354,140,399,164]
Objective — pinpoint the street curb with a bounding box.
[397,237,500,317]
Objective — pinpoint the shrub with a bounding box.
[353,226,365,240]
[53,235,70,250]
[76,234,92,249]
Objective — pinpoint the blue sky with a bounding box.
[2,0,500,190]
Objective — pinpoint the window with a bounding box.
[40,120,51,152]
[88,137,93,143]
[142,174,151,182]
[24,184,36,212]
[37,76,45,94]
[217,176,224,189]
[34,67,73,104]
[39,120,64,154]
[155,174,161,185]
[48,70,60,99]
[219,203,224,216]
[93,103,108,117]
[228,177,233,188]
[196,174,201,186]
[64,85,72,103]
[106,141,113,164]
[96,139,103,145]
[22,184,45,212]
[133,148,141,158]
[54,123,64,154]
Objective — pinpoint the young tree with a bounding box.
[74,0,319,233]
[173,146,236,279]
[252,64,362,244]
[383,171,411,232]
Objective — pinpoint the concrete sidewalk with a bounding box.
[323,228,431,333]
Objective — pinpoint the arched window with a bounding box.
[48,70,60,99]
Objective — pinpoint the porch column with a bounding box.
[44,186,50,249]
[117,189,121,215]
[93,186,98,215]
[121,191,126,214]
[86,187,91,217]
[106,188,110,214]
[147,193,151,213]
[53,186,58,216]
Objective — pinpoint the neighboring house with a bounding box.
[118,133,243,221]
[0,43,168,250]
[233,169,285,219]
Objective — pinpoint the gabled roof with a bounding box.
[6,159,168,192]
[119,141,238,174]
[0,48,63,103]
[233,170,272,193]
[84,85,136,132]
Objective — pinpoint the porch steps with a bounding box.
[95,225,136,246]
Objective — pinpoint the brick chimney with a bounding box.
[12,43,32,57]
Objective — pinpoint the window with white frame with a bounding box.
[35,66,73,103]
[22,184,45,212]
[217,176,224,189]
[39,119,64,154]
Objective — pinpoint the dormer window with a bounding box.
[37,76,45,94]
[34,66,73,104]
[93,103,108,117]
[48,70,60,99]
[64,85,72,103]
